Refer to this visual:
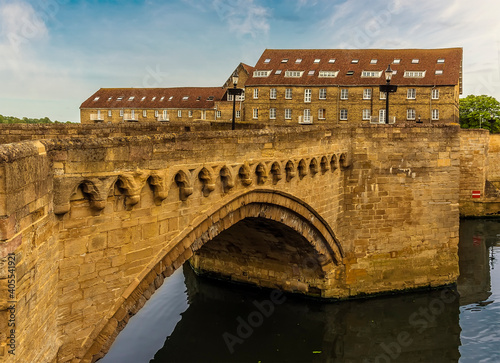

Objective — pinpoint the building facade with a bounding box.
[243,48,462,124]
[80,49,462,125]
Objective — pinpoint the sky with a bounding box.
[0,0,499,122]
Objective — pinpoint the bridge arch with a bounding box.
[80,189,346,362]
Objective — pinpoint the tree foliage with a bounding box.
[0,114,71,124]
[459,95,500,132]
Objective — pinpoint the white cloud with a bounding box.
[0,0,48,53]
[211,0,270,38]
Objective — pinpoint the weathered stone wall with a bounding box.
[0,122,267,145]
[0,141,59,362]
[487,134,500,181]
[0,124,462,362]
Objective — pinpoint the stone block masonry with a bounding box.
[0,122,461,362]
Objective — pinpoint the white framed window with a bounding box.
[253,108,259,119]
[328,58,336,63]
[363,89,372,100]
[404,71,426,78]
[216,110,221,118]
[407,88,416,99]
[318,109,325,120]
[97,110,101,119]
[227,94,234,101]
[201,111,206,120]
[319,88,326,100]
[340,109,348,120]
[307,70,315,76]
[143,110,147,118]
[351,59,359,64]
[108,110,112,117]
[340,89,348,100]
[163,110,168,120]
[236,110,240,118]
[269,108,276,119]
[361,71,382,78]
[380,92,387,100]
[437,58,445,64]
[412,59,419,64]
[432,109,439,120]
[131,110,135,119]
[253,70,271,77]
[318,70,339,78]
[432,89,439,99]
[284,70,304,78]
[253,88,259,99]
[264,58,271,64]
[120,110,124,117]
[177,110,182,117]
[270,88,277,99]
[128,96,134,101]
[435,70,443,75]
[285,88,292,99]
[285,108,292,120]
[314,59,321,64]
[370,59,378,64]
[393,59,401,64]
[303,109,311,123]
[282,58,289,63]
[362,109,371,120]
[304,89,312,103]
[407,109,416,120]
[155,110,159,117]
[275,70,282,75]
[295,58,302,63]
[182,96,189,101]
[379,109,386,123]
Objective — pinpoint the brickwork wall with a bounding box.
[243,85,457,124]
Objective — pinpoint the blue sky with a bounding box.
[0,0,499,122]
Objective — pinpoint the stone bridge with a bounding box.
[0,123,460,362]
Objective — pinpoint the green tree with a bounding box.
[460,94,500,132]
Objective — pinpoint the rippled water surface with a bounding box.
[100,219,500,363]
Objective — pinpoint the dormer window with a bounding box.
[318,70,339,78]
[197,96,201,101]
[284,70,304,78]
[264,58,271,63]
[361,70,382,77]
[404,70,426,78]
[253,70,271,77]
[313,59,320,63]
[207,96,214,101]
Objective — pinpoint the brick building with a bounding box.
[80,48,462,125]
[244,48,462,124]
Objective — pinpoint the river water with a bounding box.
[100,219,500,363]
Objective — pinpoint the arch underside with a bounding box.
[81,190,346,362]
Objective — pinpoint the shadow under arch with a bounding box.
[80,189,345,362]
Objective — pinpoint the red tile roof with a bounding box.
[246,48,463,88]
[241,63,255,75]
[80,87,226,109]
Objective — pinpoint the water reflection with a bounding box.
[102,219,500,363]
[150,265,460,363]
